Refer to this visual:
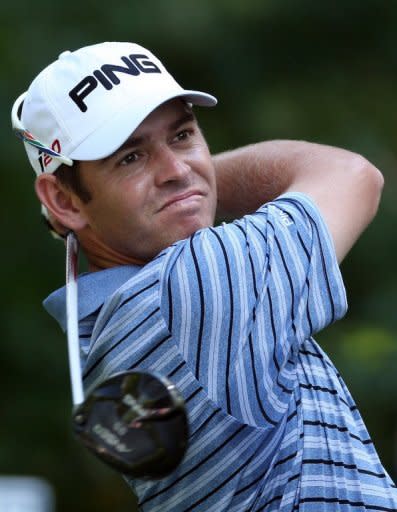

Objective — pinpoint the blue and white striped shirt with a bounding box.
[44,193,397,511]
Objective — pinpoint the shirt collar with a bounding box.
[43,265,140,332]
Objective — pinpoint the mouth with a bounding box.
[158,190,205,212]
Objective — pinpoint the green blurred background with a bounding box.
[1,1,397,510]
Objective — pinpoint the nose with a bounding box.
[153,145,190,186]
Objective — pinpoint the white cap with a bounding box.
[11,41,217,175]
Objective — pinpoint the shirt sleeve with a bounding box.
[160,192,348,424]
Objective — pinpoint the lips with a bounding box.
[159,190,204,212]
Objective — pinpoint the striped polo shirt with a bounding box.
[44,192,397,511]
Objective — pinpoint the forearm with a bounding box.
[214,140,298,218]
[213,139,384,262]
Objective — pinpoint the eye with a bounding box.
[174,129,192,142]
[119,151,139,166]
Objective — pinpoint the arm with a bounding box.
[213,140,384,263]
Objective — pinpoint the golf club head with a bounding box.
[72,371,188,479]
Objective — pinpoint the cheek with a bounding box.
[104,177,149,215]
[199,156,217,195]
[190,145,214,178]
[84,189,138,236]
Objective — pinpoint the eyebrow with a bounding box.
[101,111,196,163]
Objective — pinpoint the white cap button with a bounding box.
[58,50,72,59]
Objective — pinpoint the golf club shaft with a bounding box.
[66,231,84,406]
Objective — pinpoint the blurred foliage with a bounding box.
[1,0,397,510]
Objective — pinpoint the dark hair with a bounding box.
[54,161,92,203]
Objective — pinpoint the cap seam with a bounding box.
[42,69,74,148]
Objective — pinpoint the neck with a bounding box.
[79,232,146,271]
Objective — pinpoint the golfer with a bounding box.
[12,41,397,511]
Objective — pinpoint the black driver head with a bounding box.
[72,371,188,479]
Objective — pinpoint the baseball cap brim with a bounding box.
[69,89,217,162]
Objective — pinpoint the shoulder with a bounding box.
[158,192,330,275]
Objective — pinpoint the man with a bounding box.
[12,41,396,511]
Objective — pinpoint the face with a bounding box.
[75,99,217,262]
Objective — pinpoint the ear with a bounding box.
[35,174,88,232]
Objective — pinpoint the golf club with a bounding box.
[66,232,188,478]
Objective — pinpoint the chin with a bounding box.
[161,223,204,251]
[152,211,215,256]
[180,216,213,238]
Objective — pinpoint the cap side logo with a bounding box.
[69,54,161,113]
[38,139,62,172]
